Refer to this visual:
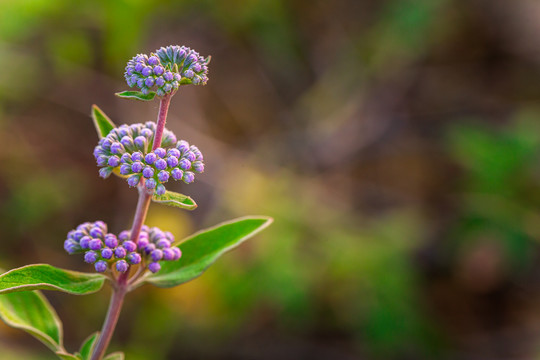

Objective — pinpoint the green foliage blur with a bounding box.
[2,0,540,359]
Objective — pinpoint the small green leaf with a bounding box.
[115,91,156,101]
[152,190,197,210]
[79,332,99,360]
[145,216,273,288]
[91,105,116,139]
[56,352,81,360]
[0,290,63,352]
[0,264,106,295]
[103,352,124,360]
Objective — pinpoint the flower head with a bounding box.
[65,222,182,274]
[94,122,204,196]
[124,45,210,97]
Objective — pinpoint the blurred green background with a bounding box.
[2,0,540,359]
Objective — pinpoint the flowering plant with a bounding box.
[0,45,272,360]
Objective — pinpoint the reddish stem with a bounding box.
[90,95,172,360]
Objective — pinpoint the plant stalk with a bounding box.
[90,96,172,360]
[89,284,127,360]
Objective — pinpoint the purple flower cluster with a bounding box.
[94,122,204,195]
[132,225,182,273]
[64,221,142,273]
[124,45,209,97]
[64,222,181,274]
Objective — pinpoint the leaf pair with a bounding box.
[0,216,272,357]
[0,277,121,359]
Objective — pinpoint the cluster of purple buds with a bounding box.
[63,221,142,273]
[94,122,204,195]
[133,225,181,273]
[124,45,209,96]
[64,222,181,274]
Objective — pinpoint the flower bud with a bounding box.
[172,247,182,260]
[148,262,161,273]
[123,241,137,252]
[99,167,113,179]
[89,239,103,251]
[142,166,154,178]
[101,248,113,259]
[145,77,155,87]
[167,156,179,168]
[64,239,79,254]
[154,147,166,158]
[146,178,157,189]
[97,155,108,166]
[157,238,171,248]
[95,261,108,273]
[121,136,134,149]
[192,161,204,173]
[131,161,143,173]
[116,260,129,272]
[141,128,153,138]
[138,238,149,249]
[183,171,195,183]
[89,227,103,238]
[156,184,166,196]
[171,168,183,180]
[120,164,131,175]
[115,246,127,258]
[84,251,98,264]
[148,56,159,66]
[162,248,175,260]
[151,249,163,261]
[177,140,189,153]
[155,158,167,171]
[119,231,130,241]
[144,152,157,165]
[131,152,144,162]
[185,151,196,162]
[179,158,191,170]
[164,71,174,81]
[110,142,125,155]
[127,174,141,187]
[80,236,91,249]
[104,234,118,248]
[157,170,169,183]
[134,136,147,150]
[108,156,120,167]
[127,252,142,265]
[142,67,152,77]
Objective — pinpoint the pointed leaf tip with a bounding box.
[0,264,106,295]
[115,91,156,101]
[152,190,197,210]
[145,216,273,288]
[91,105,116,139]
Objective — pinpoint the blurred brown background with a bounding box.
[2,0,540,359]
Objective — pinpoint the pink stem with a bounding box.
[90,95,173,360]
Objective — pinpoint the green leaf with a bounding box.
[91,105,116,139]
[79,332,99,360]
[0,290,63,352]
[56,352,81,360]
[103,352,124,360]
[145,216,273,288]
[152,190,197,210]
[0,264,106,295]
[115,91,156,101]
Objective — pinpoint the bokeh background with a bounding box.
[2,0,540,359]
